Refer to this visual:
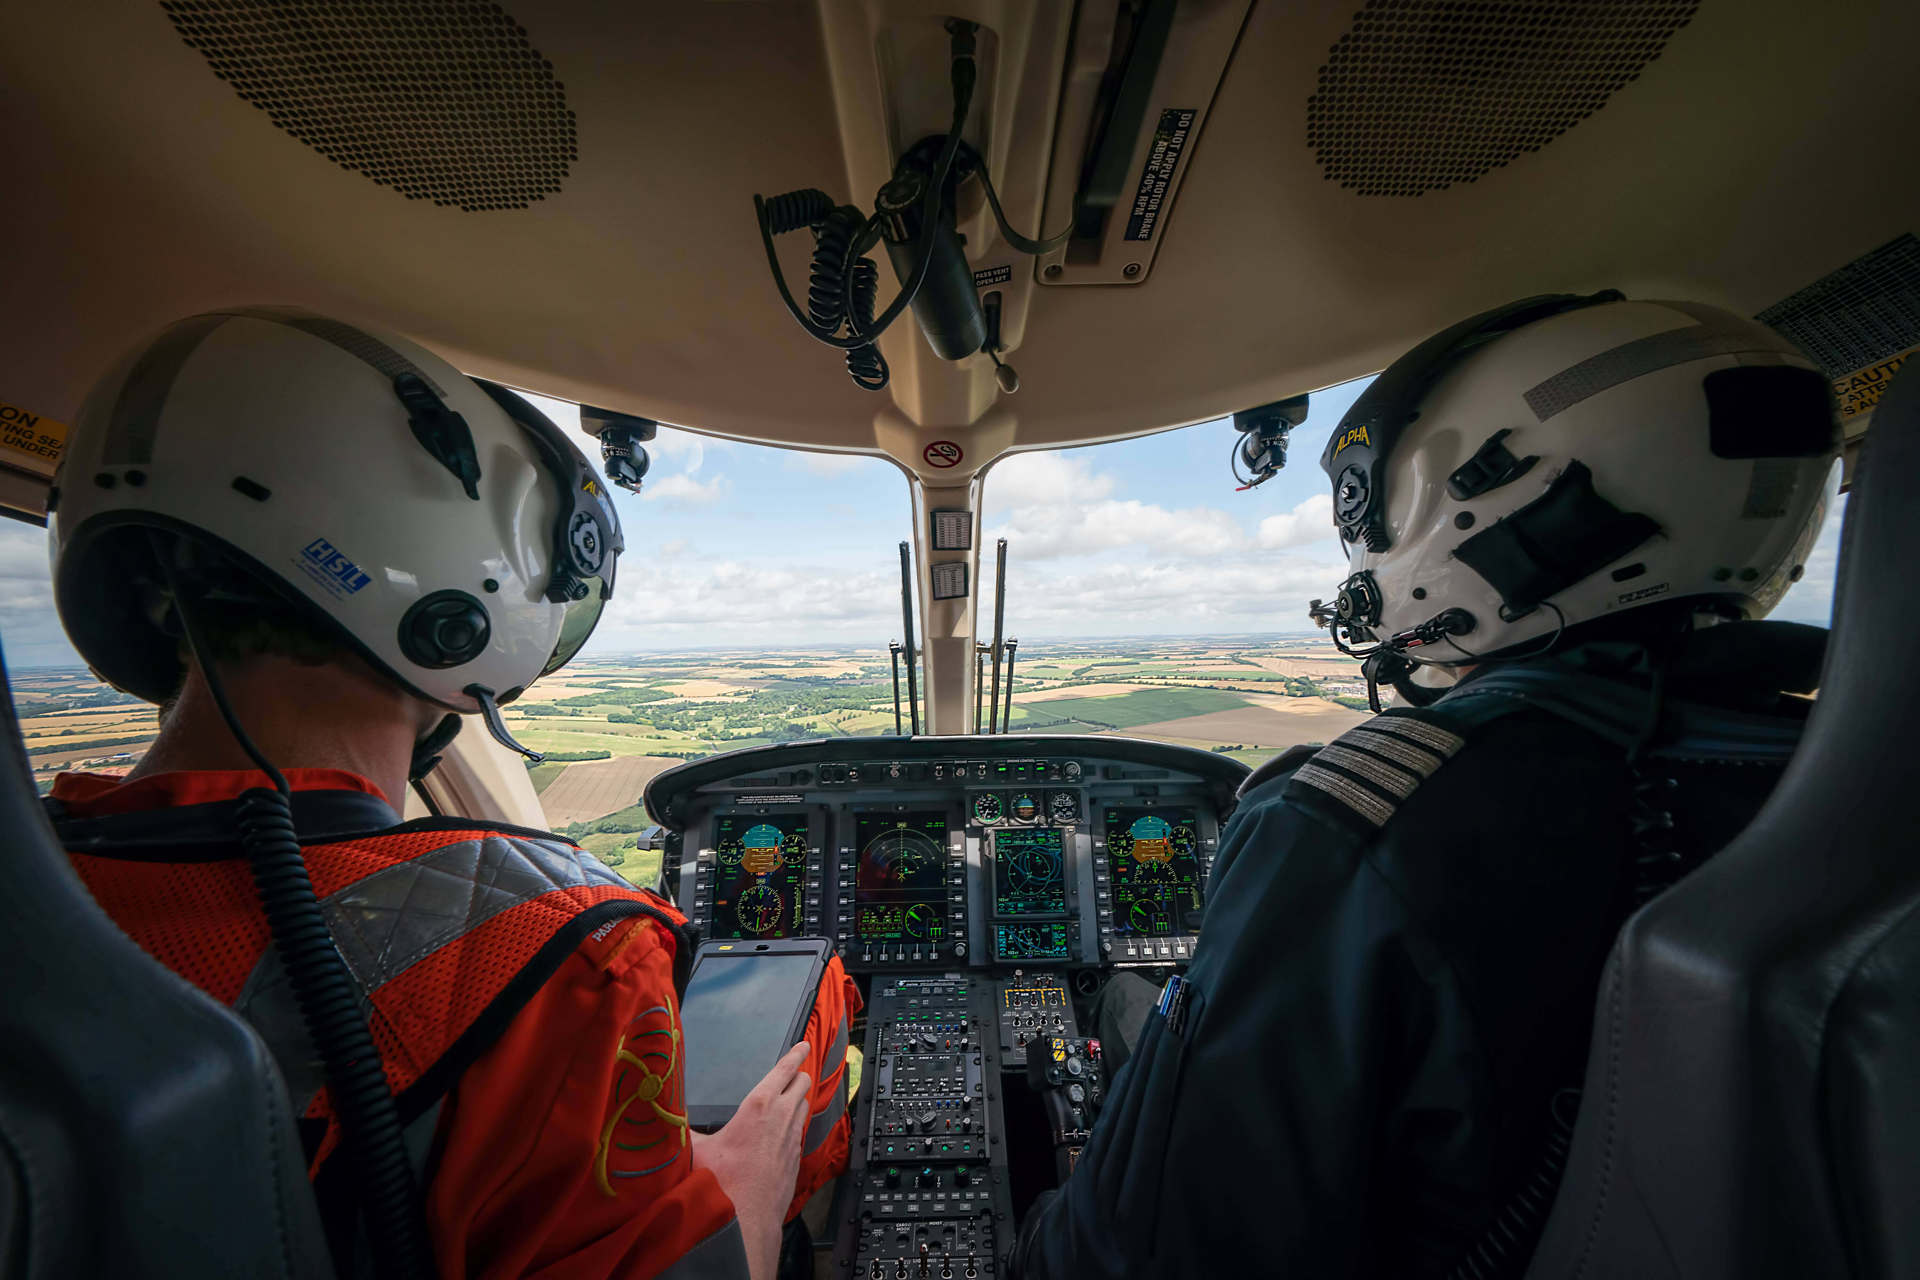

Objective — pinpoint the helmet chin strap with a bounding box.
[463,685,547,763]
[407,713,464,782]
[1360,650,1447,713]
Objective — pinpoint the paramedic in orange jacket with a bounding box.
[44,308,855,1280]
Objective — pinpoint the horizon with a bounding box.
[2,629,1350,672]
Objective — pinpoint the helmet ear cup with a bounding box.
[398,590,491,668]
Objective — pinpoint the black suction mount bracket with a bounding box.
[581,406,657,496]
[1232,394,1310,490]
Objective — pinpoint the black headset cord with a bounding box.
[151,536,433,1280]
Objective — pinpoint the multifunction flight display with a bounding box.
[1103,806,1204,937]
[992,827,1068,916]
[853,811,952,947]
[712,812,809,939]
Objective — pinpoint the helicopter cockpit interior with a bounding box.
[3,2,1918,1278]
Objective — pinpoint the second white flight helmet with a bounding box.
[1314,292,1838,666]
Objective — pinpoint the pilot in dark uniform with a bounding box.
[1014,293,1841,1278]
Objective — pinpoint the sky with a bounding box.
[0,378,1846,666]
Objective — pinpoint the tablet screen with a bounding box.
[679,949,823,1118]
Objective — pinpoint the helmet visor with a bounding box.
[542,574,610,677]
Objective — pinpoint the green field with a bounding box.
[1012,687,1251,730]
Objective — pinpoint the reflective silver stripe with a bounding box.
[824,1008,849,1072]
[1364,715,1465,758]
[1345,726,1446,777]
[656,1218,751,1280]
[322,835,627,992]
[217,307,446,395]
[103,314,231,465]
[801,1012,851,1153]
[1315,743,1420,799]
[804,1072,849,1155]
[1292,763,1396,827]
[1525,317,1760,421]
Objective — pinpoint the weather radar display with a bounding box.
[712,813,809,939]
[1103,806,1203,936]
[992,827,1067,916]
[854,812,950,944]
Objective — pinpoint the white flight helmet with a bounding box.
[50,307,622,717]
[1312,292,1838,673]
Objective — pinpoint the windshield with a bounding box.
[3,385,1849,885]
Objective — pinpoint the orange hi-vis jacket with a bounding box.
[52,769,859,1280]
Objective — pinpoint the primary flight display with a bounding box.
[1103,806,1204,937]
[712,812,809,938]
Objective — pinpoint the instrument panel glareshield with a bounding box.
[708,810,814,939]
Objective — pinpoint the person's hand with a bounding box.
[690,1041,812,1280]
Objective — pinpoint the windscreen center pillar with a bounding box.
[878,405,1015,736]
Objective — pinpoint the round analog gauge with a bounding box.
[1010,793,1040,823]
[971,793,1003,825]
[1048,791,1079,823]
[904,903,942,940]
[1169,822,1198,857]
[735,884,784,936]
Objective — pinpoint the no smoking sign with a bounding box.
[923,440,964,469]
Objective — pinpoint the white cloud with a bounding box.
[642,473,729,504]
[590,555,900,646]
[1257,494,1335,550]
[990,497,1246,561]
[788,451,880,477]
[650,426,714,474]
[0,522,83,667]
[978,553,1347,638]
[984,451,1116,509]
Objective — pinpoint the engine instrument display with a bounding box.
[712,813,809,939]
[992,827,1068,917]
[854,811,950,944]
[994,921,1071,962]
[1103,806,1204,936]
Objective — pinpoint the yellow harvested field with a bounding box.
[1245,655,1356,679]
[662,679,749,698]
[537,755,684,828]
[1113,700,1370,750]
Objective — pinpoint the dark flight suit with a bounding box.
[1015,622,1822,1279]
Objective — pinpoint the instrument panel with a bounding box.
[652,736,1244,973]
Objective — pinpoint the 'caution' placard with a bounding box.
[0,400,68,474]
[1834,346,1917,422]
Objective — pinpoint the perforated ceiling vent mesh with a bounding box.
[1308,0,1700,198]
[161,0,576,212]
[1757,234,1920,379]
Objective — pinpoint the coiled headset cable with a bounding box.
[152,536,432,1280]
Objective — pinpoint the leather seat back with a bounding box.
[0,646,333,1280]
[1525,361,1920,1278]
